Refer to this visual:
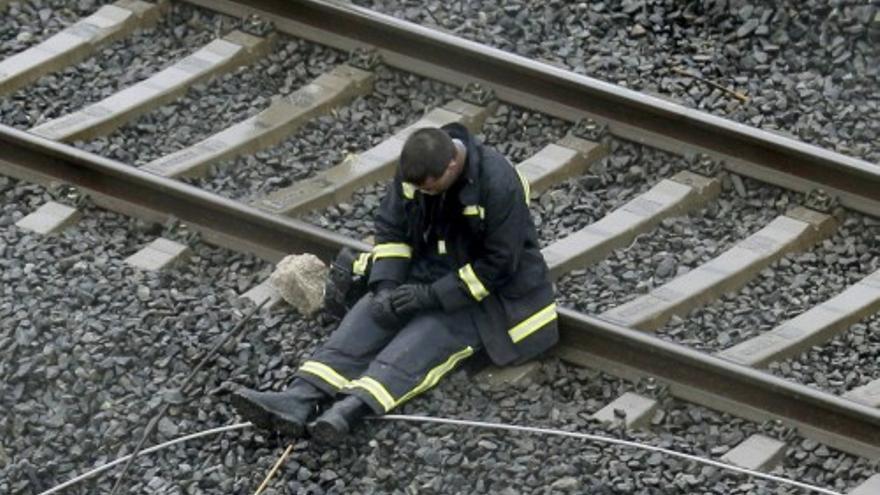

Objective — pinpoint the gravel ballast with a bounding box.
[79,39,345,166]
[0,2,237,129]
[656,213,880,353]
[768,312,880,397]
[352,0,880,164]
[2,175,872,494]
[556,174,791,315]
[0,1,116,60]
[184,65,460,202]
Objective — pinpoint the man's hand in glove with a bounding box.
[370,288,403,330]
[390,284,441,321]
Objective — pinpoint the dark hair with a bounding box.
[399,128,455,184]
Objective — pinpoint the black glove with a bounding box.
[390,284,441,321]
[370,289,403,330]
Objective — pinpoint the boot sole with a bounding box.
[229,391,305,437]
[308,417,348,444]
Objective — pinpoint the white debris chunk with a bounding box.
[269,253,329,316]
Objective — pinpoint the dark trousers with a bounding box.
[295,294,482,414]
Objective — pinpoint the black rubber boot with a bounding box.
[230,380,327,437]
[307,395,372,444]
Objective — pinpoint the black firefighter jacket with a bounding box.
[366,123,559,366]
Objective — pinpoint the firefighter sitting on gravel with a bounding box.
[231,124,558,443]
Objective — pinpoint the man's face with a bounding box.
[416,159,456,195]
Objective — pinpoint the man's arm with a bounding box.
[431,166,529,311]
[368,175,414,289]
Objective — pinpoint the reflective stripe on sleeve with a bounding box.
[372,243,412,259]
[516,169,531,205]
[462,205,485,219]
[508,303,557,343]
[348,376,396,412]
[299,361,351,390]
[401,182,416,200]
[438,240,447,255]
[352,252,371,275]
[458,263,489,301]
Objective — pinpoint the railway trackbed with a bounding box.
[1,0,880,493]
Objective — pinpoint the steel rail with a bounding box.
[185,0,880,217]
[1,124,878,459]
[0,124,367,262]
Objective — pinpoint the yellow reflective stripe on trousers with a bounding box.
[348,376,396,412]
[462,205,485,219]
[458,263,489,301]
[396,346,474,406]
[299,361,350,390]
[516,169,531,205]
[372,243,412,259]
[352,252,371,275]
[509,303,557,343]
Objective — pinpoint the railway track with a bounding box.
[1,0,880,493]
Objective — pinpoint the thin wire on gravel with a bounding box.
[656,213,880,353]
[0,2,238,128]
[556,174,792,315]
[42,362,877,494]
[0,0,117,59]
[78,39,345,166]
[182,65,460,202]
[352,1,880,164]
[0,176,282,493]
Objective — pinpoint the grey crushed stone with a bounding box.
[182,65,460,202]
[769,313,880,397]
[656,213,880,354]
[556,174,791,315]
[0,0,116,59]
[0,2,238,129]
[78,39,344,166]
[0,175,868,494]
[352,0,880,164]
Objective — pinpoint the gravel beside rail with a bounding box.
[1,176,872,494]
[557,174,791,314]
[0,1,117,60]
[0,2,236,129]
[0,176,279,493]
[768,312,880,397]
[183,65,459,202]
[353,0,880,164]
[79,39,344,166]
[656,213,880,353]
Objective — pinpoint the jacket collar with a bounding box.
[442,123,481,206]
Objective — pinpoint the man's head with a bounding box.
[399,128,463,195]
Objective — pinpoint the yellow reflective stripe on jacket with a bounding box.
[438,240,447,255]
[401,182,416,200]
[372,242,412,259]
[348,376,396,412]
[516,169,531,205]
[299,361,350,390]
[462,205,485,219]
[397,346,474,406]
[458,263,489,301]
[509,303,557,343]
[352,252,371,275]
